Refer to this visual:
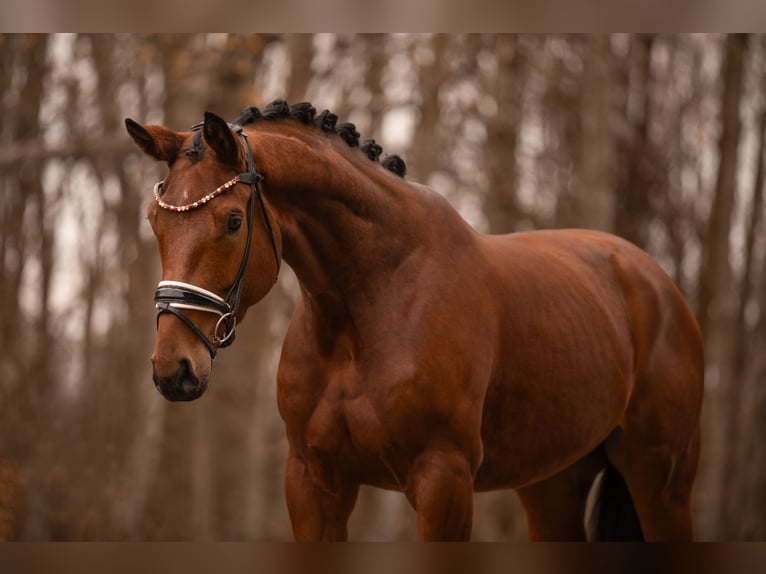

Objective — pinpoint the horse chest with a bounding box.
[282,365,402,486]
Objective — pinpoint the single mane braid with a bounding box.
[232,99,407,178]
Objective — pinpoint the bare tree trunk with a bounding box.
[483,34,523,234]
[157,35,214,128]
[661,36,700,292]
[572,34,614,232]
[1,34,50,540]
[736,236,766,539]
[0,29,25,528]
[723,53,766,538]
[408,34,449,183]
[285,34,314,103]
[696,33,748,540]
[207,34,274,114]
[0,37,29,445]
[361,33,387,137]
[698,34,747,337]
[550,36,585,228]
[613,34,656,248]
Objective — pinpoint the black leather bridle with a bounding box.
[153,123,280,359]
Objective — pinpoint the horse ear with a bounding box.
[125,118,182,164]
[202,112,240,165]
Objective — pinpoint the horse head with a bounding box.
[126,112,281,401]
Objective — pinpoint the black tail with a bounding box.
[588,464,644,541]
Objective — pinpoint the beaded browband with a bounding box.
[153,176,240,213]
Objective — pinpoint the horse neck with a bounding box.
[250,124,471,332]
[262,135,416,292]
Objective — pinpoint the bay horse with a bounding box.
[126,99,703,541]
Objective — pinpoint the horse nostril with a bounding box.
[177,358,201,397]
[178,357,191,376]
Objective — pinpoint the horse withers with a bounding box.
[126,100,703,541]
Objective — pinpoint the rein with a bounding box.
[153,123,281,359]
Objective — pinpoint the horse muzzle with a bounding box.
[152,357,208,401]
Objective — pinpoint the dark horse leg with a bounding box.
[284,448,360,541]
[515,449,606,541]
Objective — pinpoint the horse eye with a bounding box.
[227,214,243,233]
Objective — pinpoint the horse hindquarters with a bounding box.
[603,247,704,541]
[516,235,704,542]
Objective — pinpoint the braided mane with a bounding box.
[232,99,407,178]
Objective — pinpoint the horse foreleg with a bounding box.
[284,449,359,541]
[405,449,475,541]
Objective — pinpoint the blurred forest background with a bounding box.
[1,33,765,541]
